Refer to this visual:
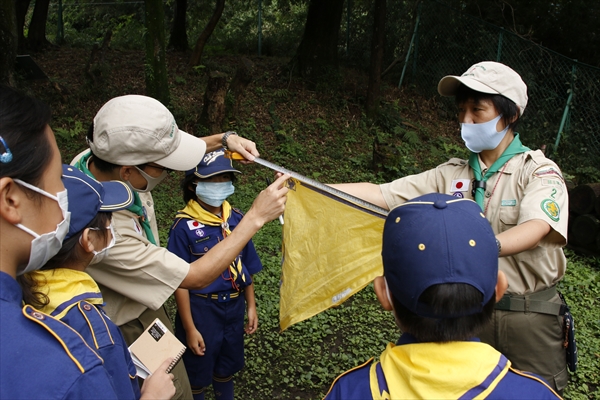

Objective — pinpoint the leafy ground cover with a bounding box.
[23,48,600,399]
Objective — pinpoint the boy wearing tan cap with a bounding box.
[72,95,288,399]
[331,62,570,393]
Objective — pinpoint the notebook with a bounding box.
[128,318,186,379]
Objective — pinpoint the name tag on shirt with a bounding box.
[450,179,470,193]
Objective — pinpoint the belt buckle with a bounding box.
[496,296,511,311]
[218,292,231,303]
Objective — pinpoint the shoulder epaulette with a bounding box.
[508,367,562,399]
[323,358,373,399]
[76,301,115,350]
[22,305,103,373]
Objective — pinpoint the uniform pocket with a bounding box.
[499,207,520,233]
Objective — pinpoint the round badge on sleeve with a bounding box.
[541,199,560,222]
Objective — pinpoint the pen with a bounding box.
[265,177,285,225]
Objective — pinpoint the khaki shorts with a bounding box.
[479,292,568,394]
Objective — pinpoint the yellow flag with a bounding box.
[279,178,387,331]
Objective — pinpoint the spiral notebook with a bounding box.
[128,318,186,379]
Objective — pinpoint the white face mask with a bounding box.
[461,114,509,153]
[86,223,116,265]
[13,179,71,276]
[195,181,235,207]
[133,167,168,193]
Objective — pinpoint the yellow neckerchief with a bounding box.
[29,269,104,320]
[176,199,246,288]
[369,341,510,399]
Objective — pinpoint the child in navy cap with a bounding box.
[325,193,561,399]
[19,165,175,400]
[167,150,262,400]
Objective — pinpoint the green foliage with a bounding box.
[558,251,600,399]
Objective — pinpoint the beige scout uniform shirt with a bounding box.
[72,151,190,326]
[380,150,568,295]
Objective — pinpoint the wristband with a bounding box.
[496,238,502,255]
[222,131,237,151]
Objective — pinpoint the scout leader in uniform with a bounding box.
[72,94,289,400]
[330,61,570,393]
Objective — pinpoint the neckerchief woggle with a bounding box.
[468,134,530,210]
[176,199,246,289]
[73,150,157,245]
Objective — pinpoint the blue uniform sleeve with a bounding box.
[62,367,120,400]
[167,219,194,264]
[242,239,263,276]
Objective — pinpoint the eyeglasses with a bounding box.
[137,163,173,174]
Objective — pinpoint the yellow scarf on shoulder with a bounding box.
[370,341,510,399]
[175,200,245,287]
[28,269,104,320]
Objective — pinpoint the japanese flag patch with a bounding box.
[187,220,205,230]
[450,179,470,193]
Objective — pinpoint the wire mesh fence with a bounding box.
[401,0,600,172]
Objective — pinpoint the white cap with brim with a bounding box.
[437,61,528,116]
[90,95,206,171]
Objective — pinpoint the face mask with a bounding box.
[13,179,71,275]
[131,167,168,193]
[461,114,509,153]
[195,181,235,207]
[85,224,116,265]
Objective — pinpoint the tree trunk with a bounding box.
[144,0,170,106]
[228,57,254,117]
[569,214,600,246]
[168,0,188,51]
[189,0,225,67]
[27,0,51,51]
[365,0,386,119]
[200,71,228,133]
[294,0,345,80]
[15,0,30,51]
[568,183,600,215]
[0,0,17,85]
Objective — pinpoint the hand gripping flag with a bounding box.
[279,178,387,331]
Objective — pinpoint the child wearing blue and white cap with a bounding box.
[325,193,561,399]
[167,150,262,400]
[19,165,175,400]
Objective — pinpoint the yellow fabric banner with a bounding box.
[279,178,387,331]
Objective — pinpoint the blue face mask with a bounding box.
[461,114,509,153]
[195,181,235,207]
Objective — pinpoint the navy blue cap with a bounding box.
[185,150,240,178]
[382,193,498,318]
[62,165,134,240]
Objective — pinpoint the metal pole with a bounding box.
[56,0,64,45]
[553,63,577,155]
[258,0,262,56]
[496,28,503,62]
[399,2,422,88]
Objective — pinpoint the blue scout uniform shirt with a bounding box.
[30,269,141,400]
[325,333,561,400]
[0,271,119,399]
[167,205,262,293]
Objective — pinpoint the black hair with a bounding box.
[86,123,122,172]
[455,84,521,133]
[18,212,112,309]
[180,172,237,204]
[0,85,52,187]
[392,283,495,342]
